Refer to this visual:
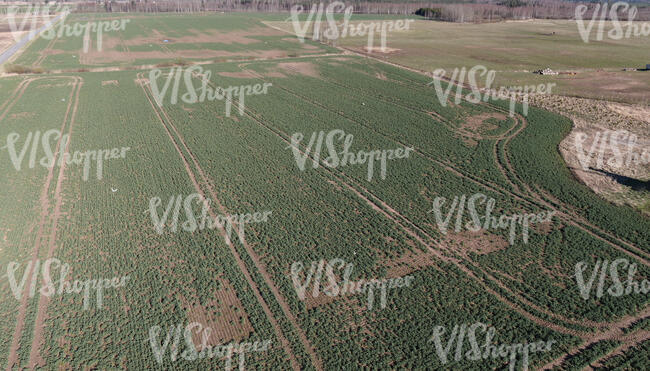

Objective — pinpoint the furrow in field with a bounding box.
[206,69,593,340]
[27,76,83,369]
[137,73,304,371]
[273,61,650,266]
[4,75,81,371]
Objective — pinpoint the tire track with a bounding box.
[203,68,594,339]
[137,73,303,371]
[27,76,83,368]
[273,63,649,266]
[4,75,80,371]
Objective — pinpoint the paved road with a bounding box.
[0,13,66,65]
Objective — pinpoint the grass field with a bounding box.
[1,11,649,370]
[270,18,650,104]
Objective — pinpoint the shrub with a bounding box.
[4,64,46,74]
[155,58,190,67]
[415,7,442,19]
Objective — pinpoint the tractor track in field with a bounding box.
[313,53,650,361]
[489,109,650,265]
[4,75,81,371]
[137,73,305,371]
[27,76,83,369]
[201,66,595,340]
[33,36,57,67]
[237,63,650,338]
[541,306,650,370]
[274,61,650,265]
[0,77,36,122]
[587,330,650,369]
[356,58,649,260]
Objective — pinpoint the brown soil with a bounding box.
[218,71,258,79]
[179,279,253,347]
[8,111,35,120]
[462,112,507,135]
[277,62,320,77]
[444,229,509,255]
[363,46,400,54]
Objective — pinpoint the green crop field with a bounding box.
[1,10,648,371]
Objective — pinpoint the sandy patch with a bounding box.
[218,71,258,79]
[101,80,119,86]
[363,46,400,54]
[277,62,319,77]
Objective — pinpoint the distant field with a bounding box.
[1,12,649,370]
[11,13,337,70]
[269,18,650,104]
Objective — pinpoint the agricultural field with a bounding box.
[0,6,649,371]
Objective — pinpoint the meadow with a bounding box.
[269,18,650,104]
[1,11,649,370]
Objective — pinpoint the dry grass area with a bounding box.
[529,94,650,213]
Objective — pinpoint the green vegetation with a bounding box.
[1,11,648,370]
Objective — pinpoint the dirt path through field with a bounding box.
[27,76,83,368]
[137,73,304,371]
[157,73,324,371]
[4,75,80,371]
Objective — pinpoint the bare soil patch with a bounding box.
[363,46,400,54]
[462,112,507,135]
[180,279,253,347]
[277,62,319,77]
[218,71,258,79]
[444,229,509,255]
[8,111,35,120]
